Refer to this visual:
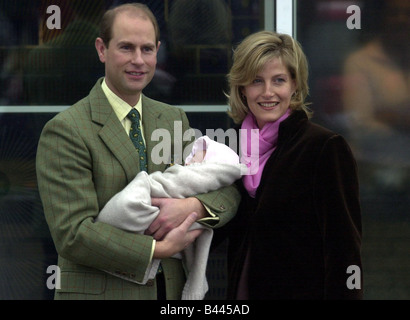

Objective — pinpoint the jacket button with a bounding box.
[146,279,154,286]
[219,204,225,210]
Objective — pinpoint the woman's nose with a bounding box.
[262,84,274,98]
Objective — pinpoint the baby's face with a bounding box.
[187,150,207,165]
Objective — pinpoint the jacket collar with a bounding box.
[277,109,309,144]
[89,78,167,179]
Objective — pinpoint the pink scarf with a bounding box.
[240,110,290,198]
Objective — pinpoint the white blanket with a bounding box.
[96,162,244,300]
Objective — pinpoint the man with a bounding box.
[36,3,240,300]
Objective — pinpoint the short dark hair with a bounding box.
[99,3,160,47]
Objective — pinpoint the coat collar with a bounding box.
[278,109,308,138]
[89,78,167,180]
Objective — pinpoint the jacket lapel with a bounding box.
[142,95,168,174]
[89,79,140,182]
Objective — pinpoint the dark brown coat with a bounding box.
[220,110,363,299]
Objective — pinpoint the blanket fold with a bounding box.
[96,162,244,300]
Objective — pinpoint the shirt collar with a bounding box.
[101,78,143,122]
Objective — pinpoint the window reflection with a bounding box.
[165,0,232,104]
[342,0,410,196]
[0,113,56,300]
[23,0,106,105]
[298,0,410,299]
[1,0,265,106]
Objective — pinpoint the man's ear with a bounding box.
[95,37,106,63]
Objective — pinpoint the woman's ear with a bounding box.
[240,87,247,101]
[291,79,297,96]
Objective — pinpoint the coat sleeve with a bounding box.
[36,116,154,283]
[175,108,242,229]
[314,134,363,299]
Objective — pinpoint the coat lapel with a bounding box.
[89,79,140,182]
[142,95,168,174]
[89,80,169,181]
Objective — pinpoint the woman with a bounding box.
[222,31,363,299]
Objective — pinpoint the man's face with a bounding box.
[96,11,160,105]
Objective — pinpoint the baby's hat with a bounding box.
[185,136,240,165]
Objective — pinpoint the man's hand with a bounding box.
[153,212,203,259]
[145,197,207,240]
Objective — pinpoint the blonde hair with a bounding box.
[226,31,312,124]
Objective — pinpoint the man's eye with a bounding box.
[143,47,154,53]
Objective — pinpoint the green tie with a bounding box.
[127,109,148,172]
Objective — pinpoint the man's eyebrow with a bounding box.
[117,41,134,47]
[117,41,156,48]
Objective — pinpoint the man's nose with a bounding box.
[131,50,144,65]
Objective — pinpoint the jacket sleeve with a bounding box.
[176,108,241,229]
[314,134,363,299]
[36,116,154,283]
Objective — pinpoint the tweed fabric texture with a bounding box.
[36,78,241,299]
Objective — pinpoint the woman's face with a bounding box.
[241,58,296,129]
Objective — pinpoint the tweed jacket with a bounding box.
[220,110,363,300]
[36,78,240,299]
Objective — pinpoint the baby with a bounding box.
[96,136,245,300]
